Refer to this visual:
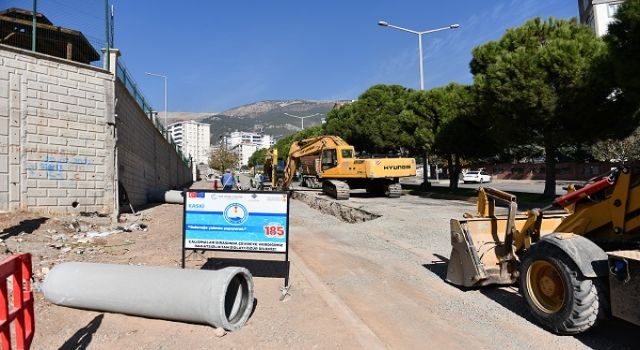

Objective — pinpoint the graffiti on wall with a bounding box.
[26,155,92,180]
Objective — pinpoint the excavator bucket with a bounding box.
[446,187,568,288]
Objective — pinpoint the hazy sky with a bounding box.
[7,0,577,112]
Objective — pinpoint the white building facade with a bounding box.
[223,131,275,167]
[225,131,274,149]
[232,144,258,169]
[578,0,624,37]
[167,121,211,165]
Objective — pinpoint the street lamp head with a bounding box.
[378,21,389,27]
[449,24,460,29]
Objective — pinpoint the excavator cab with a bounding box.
[319,146,355,173]
[321,149,337,170]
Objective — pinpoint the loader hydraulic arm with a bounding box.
[551,176,614,208]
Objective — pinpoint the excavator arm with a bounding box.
[281,135,349,189]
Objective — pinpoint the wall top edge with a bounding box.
[0,43,112,75]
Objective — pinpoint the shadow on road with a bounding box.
[201,257,289,279]
[0,217,48,240]
[427,253,638,349]
[480,286,637,350]
[422,253,450,280]
[59,314,104,350]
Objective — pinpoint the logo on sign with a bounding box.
[188,192,205,198]
[223,203,248,225]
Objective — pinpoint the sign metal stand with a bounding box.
[181,189,291,299]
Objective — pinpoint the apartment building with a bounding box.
[578,0,624,36]
[167,121,211,165]
[221,131,275,167]
[225,131,274,150]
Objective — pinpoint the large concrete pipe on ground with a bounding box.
[147,189,184,204]
[43,262,254,331]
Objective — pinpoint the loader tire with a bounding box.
[519,243,607,335]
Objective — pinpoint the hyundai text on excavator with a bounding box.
[446,166,640,334]
[265,135,416,200]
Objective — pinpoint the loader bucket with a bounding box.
[446,215,566,288]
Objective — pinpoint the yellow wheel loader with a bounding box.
[266,135,416,200]
[446,166,640,334]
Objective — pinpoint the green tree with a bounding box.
[208,146,239,172]
[430,84,494,188]
[324,85,417,154]
[248,148,269,168]
[591,126,640,162]
[472,17,610,195]
[606,0,640,105]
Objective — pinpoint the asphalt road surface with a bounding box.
[402,176,571,195]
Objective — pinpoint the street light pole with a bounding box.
[418,33,424,91]
[378,20,459,185]
[284,112,320,130]
[377,21,459,90]
[145,72,168,127]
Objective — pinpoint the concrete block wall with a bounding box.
[115,80,192,208]
[0,44,191,215]
[0,44,116,214]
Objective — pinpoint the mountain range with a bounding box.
[165,100,349,143]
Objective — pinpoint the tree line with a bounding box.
[247,3,640,195]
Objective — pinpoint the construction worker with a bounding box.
[254,172,261,189]
[221,169,236,191]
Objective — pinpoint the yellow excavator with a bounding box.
[446,166,640,334]
[266,135,416,199]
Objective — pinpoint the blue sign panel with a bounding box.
[183,191,289,253]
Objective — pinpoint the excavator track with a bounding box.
[322,180,350,200]
[386,183,402,198]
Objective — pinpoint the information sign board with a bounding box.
[182,190,289,254]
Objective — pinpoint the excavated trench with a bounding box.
[291,191,381,223]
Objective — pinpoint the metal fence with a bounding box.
[116,59,191,165]
[1,0,108,68]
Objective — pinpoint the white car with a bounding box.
[462,170,492,184]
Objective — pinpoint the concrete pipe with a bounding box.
[43,262,254,331]
[147,189,184,204]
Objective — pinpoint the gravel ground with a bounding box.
[290,188,637,349]
[0,181,636,349]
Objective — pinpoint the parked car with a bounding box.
[462,170,492,184]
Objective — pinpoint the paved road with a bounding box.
[289,190,636,349]
[402,176,575,195]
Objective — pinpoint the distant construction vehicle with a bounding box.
[264,135,416,200]
[446,166,640,334]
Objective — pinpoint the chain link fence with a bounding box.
[1,0,109,68]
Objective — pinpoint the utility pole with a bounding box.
[105,0,110,70]
[31,0,37,52]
